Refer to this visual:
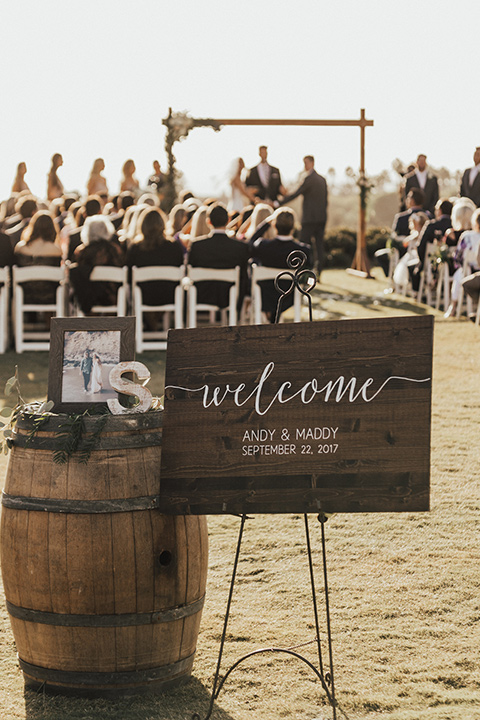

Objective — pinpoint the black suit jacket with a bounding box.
[188,231,250,308]
[282,170,328,224]
[416,214,452,267]
[392,206,432,238]
[245,163,282,203]
[404,171,439,214]
[251,237,312,316]
[460,168,480,207]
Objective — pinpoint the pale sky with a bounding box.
[1,0,478,200]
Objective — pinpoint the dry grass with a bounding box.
[1,269,479,719]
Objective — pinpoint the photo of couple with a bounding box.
[80,349,104,394]
[60,329,121,404]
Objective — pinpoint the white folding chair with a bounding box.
[186,265,240,329]
[13,265,67,353]
[250,264,302,325]
[74,265,128,317]
[0,267,10,353]
[132,265,185,352]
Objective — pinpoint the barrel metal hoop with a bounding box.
[1,491,161,514]
[18,653,195,685]
[7,596,205,627]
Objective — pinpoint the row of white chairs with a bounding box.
[0,263,304,354]
[377,243,480,323]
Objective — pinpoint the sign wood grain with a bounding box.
[159,316,433,514]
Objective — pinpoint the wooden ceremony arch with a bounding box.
[162,108,374,275]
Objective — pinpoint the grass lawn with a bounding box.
[0,268,479,720]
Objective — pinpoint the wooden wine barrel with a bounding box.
[0,411,208,697]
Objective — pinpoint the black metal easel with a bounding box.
[193,252,345,720]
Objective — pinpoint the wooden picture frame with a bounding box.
[48,317,135,413]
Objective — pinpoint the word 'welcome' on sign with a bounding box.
[159,316,433,515]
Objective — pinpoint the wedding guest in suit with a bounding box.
[188,202,250,311]
[47,153,64,201]
[11,162,30,194]
[403,154,439,215]
[281,155,328,275]
[251,207,312,321]
[392,188,431,240]
[460,147,480,207]
[245,146,285,206]
[412,198,453,288]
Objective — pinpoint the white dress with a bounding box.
[91,360,103,394]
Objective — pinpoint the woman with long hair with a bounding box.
[228,157,253,215]
[47,153,64,201]
[126,206,184,328]
[120,159,140,195]
[14,210,62,303]
[11,162,30,194]
[87,158,109,197]
[70,215,124,315]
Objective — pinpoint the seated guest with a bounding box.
[188,201,250,310]
[167,204,188,255]
[126,206,184,309]
[110,191,135,230]
[392,188,431,242]
[392,212,429,290]
[411,198,453,291]
[66,195,102,261]
[6,195,38,248]
[377,188,431,277]
[445,208,480,317]
[251,207,312,321]
[461,243,480,318]
[188,206,209,246]
[69,215,124,315]
[0,231,14,268]
[14,211,62,303]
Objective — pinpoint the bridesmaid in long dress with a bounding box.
[47,153,64,201]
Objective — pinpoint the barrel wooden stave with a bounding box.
[1,413,208,695]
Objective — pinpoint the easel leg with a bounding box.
[193,514,247,720]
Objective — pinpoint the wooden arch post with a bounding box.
[163,109,374,275]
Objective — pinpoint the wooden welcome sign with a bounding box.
[159,316,433,515]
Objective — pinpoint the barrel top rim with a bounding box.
[16,409,163,433]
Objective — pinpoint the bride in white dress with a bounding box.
[91,354,103,394]
[228,158,253,214]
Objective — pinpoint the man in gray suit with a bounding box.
[282,155,328,274]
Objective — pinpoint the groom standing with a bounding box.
[80,349,93,393]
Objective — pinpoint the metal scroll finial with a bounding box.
[274,250,317,324]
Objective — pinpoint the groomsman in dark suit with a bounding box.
[188,202,250,310]
[403,154,439,215]
[245,146,285,206]
[460,147,480,207]
[281,155,328,274]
